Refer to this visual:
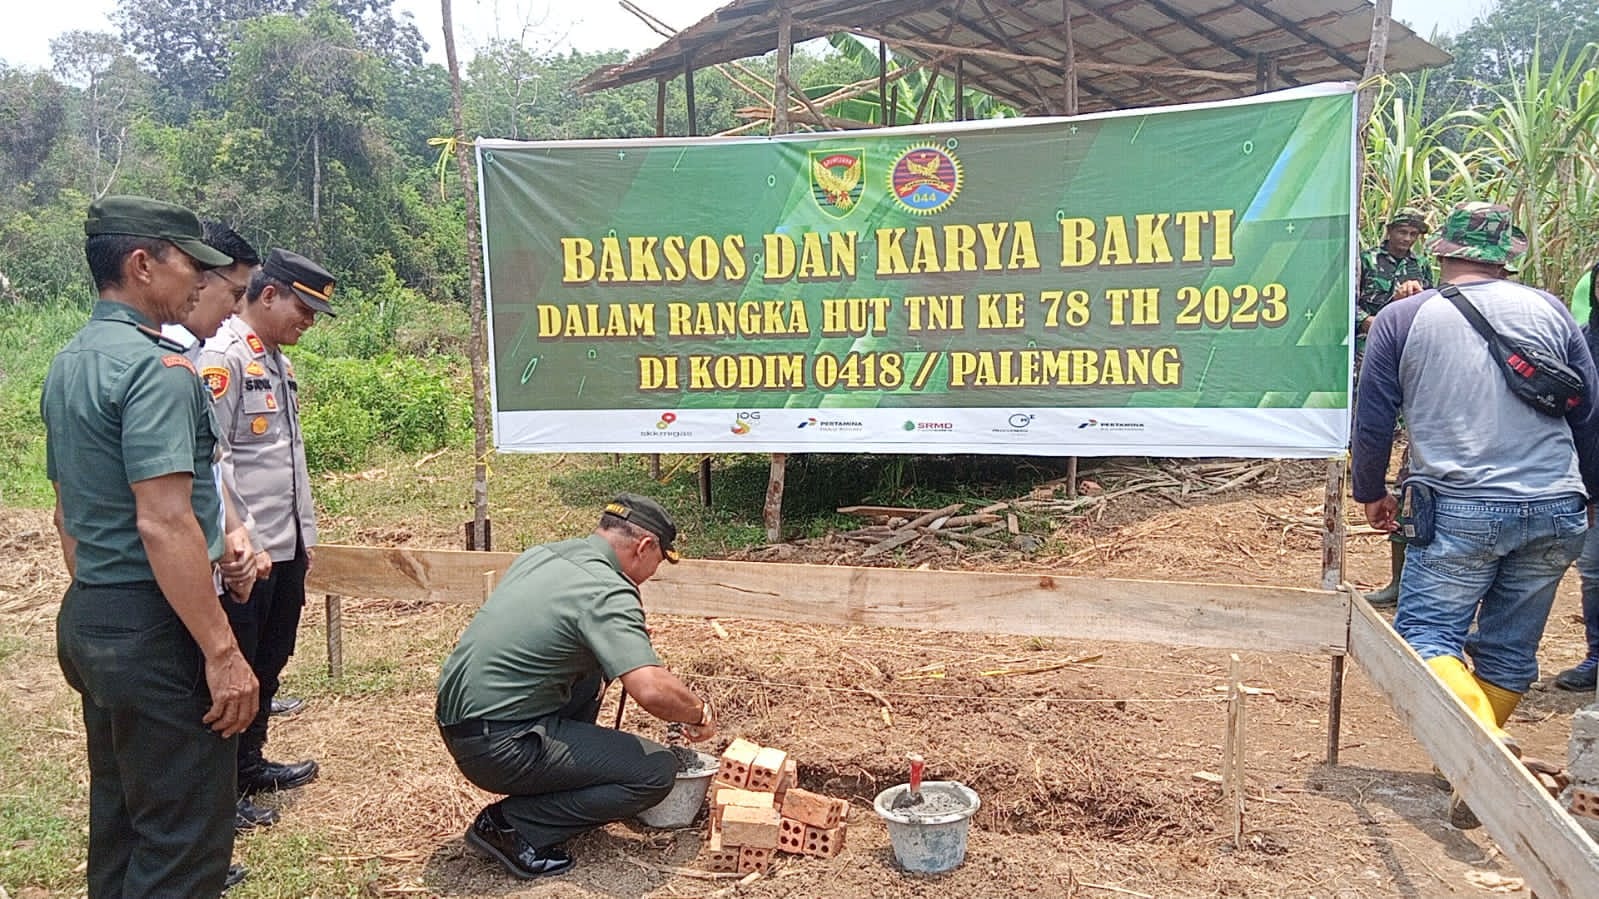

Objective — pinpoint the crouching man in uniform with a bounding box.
[436,494,717,880]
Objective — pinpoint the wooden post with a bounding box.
[1357,0,1394,129]
[878,40,889,124]
[1065,456,1079,499]
[954,56,965,120]
[773,0,791,135]
[1061,0,1079,115]
[1322,456,1348,764]
[1223,653,1247,845]
[685,54,698,137]
[650,454,662,479]
[325,594,343,680]
[698,456,713,507]
[656,77,666,137]
[764,452,788,543]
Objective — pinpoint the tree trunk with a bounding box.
[311,129,323,256]
[441,0,491,546]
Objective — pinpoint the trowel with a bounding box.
[891,753,926,809]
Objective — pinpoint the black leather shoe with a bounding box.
[270,696,306,717]
[240,758,320,794]
[465,806,573,879]
[235,796,280,830]
[223,864,247,892]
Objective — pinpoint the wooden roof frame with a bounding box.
[575,0,1449,115]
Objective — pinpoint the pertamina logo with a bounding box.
[797,416,864,432]
[888,143,963,215]
[1077,418,1144,431]
[809,150,864,218]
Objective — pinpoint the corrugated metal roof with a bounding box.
[576,0,1449,114]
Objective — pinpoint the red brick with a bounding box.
[777,816,806,854]
[703,848,740,873]
[738,845,774,874]
[780,787,842,829]
[1572,787,1599,819]
[717,738,760,788]
[713,788,774,811]
[720,805,781,849]
[802,823,846,858]
[748,747,788,792]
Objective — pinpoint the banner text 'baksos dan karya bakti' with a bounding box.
[479,83,1356,456]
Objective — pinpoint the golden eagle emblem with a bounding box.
[809,150,866,218]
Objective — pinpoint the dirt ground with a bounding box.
[3,459,1596,898]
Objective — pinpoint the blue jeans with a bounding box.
[1577,526,1599,662]
[1395,494,1588,693]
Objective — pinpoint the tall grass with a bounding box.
[0,301,88,506]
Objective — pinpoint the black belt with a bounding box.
[439,717,530,739]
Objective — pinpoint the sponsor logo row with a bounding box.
[637,411,1146,438]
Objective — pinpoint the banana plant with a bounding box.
[803,33,1016,125]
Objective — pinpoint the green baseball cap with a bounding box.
[1387,207,1430,232]
[1426,201,1528,266]
[85,195,233,269]
[603,493,680,562]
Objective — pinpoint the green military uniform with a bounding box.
[1357,245,1434,330]
[45,282,238,892]
[437,533,675,850]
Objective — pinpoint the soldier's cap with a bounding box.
[603,493,680,562]
[84,195,233,269]
[263,249,338,316]
[1387,207,1431,232]
[1426,201,1528,266]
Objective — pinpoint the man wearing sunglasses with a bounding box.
[200,249,337,807]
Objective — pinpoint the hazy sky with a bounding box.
[3,0,1487,72]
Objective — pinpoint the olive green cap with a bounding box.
[84,195,233,269]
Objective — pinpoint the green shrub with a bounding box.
[299,393,379,472]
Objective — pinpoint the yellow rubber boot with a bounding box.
[1425,656,1507,740]
[1476,676,1523,731]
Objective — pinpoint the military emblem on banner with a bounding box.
[889,143,963,215]
[809,149,865,218]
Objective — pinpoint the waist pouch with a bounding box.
[1441,284,1585,417]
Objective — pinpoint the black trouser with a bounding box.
[439,674,676,849]
[56,581,236,898]
[225,541,308,770]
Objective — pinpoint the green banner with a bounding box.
[480,84,1355,456]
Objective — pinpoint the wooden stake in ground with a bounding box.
[1222,653,1247,846]
[325,594,343,679]
[439,0,490,551]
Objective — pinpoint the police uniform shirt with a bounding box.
[435,534,662,726]
[198,315,316,561]
[42,301,224,584]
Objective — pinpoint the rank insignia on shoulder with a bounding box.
[162,354,197,374]
[264,393,278,410]
[251,416,269,435]
[201,366,230,399]
[246,334,266,355]
[245,361,266,376]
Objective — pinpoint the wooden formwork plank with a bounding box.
[306,545,1347,654]
[1347,598,1599,899]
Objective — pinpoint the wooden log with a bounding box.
[1222,653,1247,846]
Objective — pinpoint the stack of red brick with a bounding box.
[701,737,848,874]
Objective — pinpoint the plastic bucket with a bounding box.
[636,752,717,828]
[872,781,980,873]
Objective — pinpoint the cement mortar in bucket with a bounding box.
[873,781,980,873]
[636,750,717,829]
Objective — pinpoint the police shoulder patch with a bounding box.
[201,365,231,399]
